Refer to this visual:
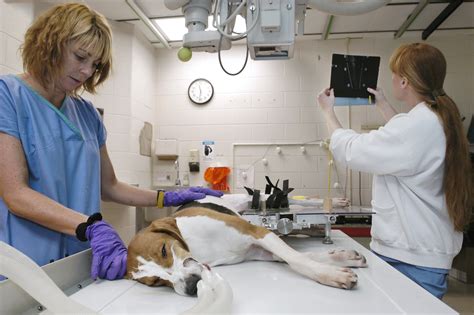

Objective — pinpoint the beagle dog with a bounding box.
[126,197,367,296]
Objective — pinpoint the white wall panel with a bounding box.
[268,108,300,124]
[0,1,33,39]
[252,92,284,108]
[251,124,286,140]
[285,123,318,141]
[104,114,132,133]
[285,91,317,107]
[212,93,252,109]
[4,34,22,72]
[0,32,5,66]
[300,107,325,123]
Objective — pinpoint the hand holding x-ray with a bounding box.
[367,87,387,107]
[317,88,335,113]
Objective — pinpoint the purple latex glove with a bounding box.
[164,187,223,207]
[86,221,127,280]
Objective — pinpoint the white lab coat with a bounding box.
[330,102,462,269]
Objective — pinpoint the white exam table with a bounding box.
[1,230,457,314]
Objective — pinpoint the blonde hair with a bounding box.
[389,43,472,232]
[21,3,112,95]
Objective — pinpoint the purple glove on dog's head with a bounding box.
[164,187,223,207]
[86,221,127,280]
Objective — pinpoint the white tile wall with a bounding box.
[101,203,136,245]
[0,32,5,66]
[0,1,33,40]
[251,124,285,140]
[4,34,22,72]
[153,34,474,206]
[131,29,156,113]
[285,91,317,108]
[0,1,33,75]
[90,21,158,238]
[104,114,132,134]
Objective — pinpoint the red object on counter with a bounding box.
[333,226,371,237]
[204,167,231,192]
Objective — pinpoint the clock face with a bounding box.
[188,78,214,105]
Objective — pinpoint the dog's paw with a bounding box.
[315,265,358,290]
[290,257,358,290]
[327,249,367,268]
[304,249,367,268]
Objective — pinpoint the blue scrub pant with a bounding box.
[374,252,449,299]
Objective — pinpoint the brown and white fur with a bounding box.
[126,197,367,296]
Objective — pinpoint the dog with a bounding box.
[126,196,367,296]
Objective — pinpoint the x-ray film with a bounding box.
[330,54,381,106]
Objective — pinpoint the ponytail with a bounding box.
[430,94,472,231]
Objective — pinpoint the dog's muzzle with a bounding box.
[182,257,207,296]
[184,273,201,296]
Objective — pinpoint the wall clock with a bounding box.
[188,78,214,105]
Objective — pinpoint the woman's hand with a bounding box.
[367,87,397,122]
[317,88,342,136]
[317,88,335,114]
[86,221,128,280]
[367,87,387,107]
[163,187,223,207]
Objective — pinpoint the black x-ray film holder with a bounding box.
[330,54,381,104]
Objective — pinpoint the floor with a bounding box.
[443,278,474,315]
[352,237,474,315]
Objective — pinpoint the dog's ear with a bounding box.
[133,275,171,287]
[148,217,189,251]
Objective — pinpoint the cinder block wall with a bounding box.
[153,36,474,206]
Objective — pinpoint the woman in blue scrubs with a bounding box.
[317,43,472,298]
[0,3,221,281]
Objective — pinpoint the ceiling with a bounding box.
[36,0,474,47]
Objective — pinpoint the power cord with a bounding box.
[236,139,346,197]
[217,34,249,76]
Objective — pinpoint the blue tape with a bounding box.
[334,97,374,106]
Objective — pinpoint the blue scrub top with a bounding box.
[0,74,106,267]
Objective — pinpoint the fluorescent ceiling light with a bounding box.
[152,15,246,42]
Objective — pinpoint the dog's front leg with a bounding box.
[255,233,358,289]
[303,249,368,268]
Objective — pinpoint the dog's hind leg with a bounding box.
[250,230,358,289]
[303,249,367,268]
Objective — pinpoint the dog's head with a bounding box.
[126,217,205,296]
